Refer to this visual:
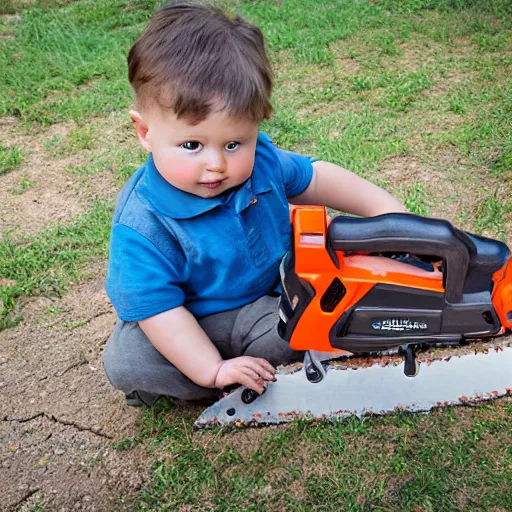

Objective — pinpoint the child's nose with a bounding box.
[205,150,226,172]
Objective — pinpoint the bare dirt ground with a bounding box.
[1,267,149,511]
[1,118,154,511]
[0,116,119,237]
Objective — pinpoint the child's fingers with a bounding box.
[234,364,268,388]
[256,358,277,374]
[242,358,275,381]
[216,357,277,391]
[243,356,276,375]
[239,366,261,383]
[236,372,265,394]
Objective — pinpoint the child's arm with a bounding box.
[291,160,407,216]
[139,306,276,393]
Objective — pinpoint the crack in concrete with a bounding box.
[2,412,113,439]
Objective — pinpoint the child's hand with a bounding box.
[214,356,276,394]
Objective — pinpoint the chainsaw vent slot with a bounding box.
[482,311,494,324]
[321,278,346,312]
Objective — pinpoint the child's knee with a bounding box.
[102,335,130,392]
[102,320,147,392]
[102,320,220,401]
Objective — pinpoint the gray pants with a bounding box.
[103,295,302,405]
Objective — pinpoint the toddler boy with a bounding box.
[103,1,407,406]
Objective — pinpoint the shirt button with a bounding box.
[250,197,258,205]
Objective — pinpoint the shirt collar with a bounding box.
[136,150,272,219]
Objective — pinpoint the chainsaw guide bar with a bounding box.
[194,339,512,428]
[195,207,512,428]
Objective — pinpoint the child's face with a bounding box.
[131,105,260,199]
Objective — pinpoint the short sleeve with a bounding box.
[105,224,186,321]
[258,134,315,197]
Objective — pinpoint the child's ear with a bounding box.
[129,110,152,153]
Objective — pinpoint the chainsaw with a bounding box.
[195,206,512,428]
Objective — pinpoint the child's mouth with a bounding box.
[200,180,225,190]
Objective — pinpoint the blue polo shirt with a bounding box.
[106,133,314,321]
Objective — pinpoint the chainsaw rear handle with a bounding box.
[328,213,475,303]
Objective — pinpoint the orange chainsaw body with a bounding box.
[278,206,512,353]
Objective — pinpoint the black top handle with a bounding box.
[327,213,477,304]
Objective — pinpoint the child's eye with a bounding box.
[180,141,202,152]
[225,141,240,151]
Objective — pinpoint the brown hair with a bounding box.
[128,1,273,123]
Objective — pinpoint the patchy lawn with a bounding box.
[1,0,511,510]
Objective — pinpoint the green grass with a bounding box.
[45,125,96,156]
[474,187,512,239]
[7,175,33,194]
[128,400,512,511]
[401,181,430,216]
[1,0,512,508]
[0,0,15,16]
[0,201,112,328]
[0,0,157,124]
[64,140,147,183]
[0,144,24,174]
